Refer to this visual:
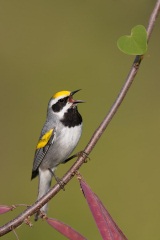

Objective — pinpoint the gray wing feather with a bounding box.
[31,129,55,179]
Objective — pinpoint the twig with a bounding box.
[12,228,19,240]
[0,0,160,237]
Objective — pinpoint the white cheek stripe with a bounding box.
[56,102,72,118]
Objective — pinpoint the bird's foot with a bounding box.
[62,150,90,164]
[48,168,65,191]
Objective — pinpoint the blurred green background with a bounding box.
[0,0,160,239]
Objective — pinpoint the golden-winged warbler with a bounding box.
[31,90,84,220]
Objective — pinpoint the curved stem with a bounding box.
[0,0,160,236]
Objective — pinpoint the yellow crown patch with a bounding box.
[53,90,71,99]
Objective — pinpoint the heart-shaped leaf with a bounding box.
[117,25,148,55]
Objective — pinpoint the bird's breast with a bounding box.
[40,123,83,170]
[57,124,82,154]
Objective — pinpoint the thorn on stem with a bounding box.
[24,216,33,227]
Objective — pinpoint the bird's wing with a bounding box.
[31,128,55,179]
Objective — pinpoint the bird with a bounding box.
[31,89,84,220]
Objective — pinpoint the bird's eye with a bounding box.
[59,96,69,103]
[59,98,65,102]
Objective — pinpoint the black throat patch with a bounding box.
[61,107,82,127]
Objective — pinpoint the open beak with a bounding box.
[69,89,85,104]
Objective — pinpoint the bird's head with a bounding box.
[48,89,84,118]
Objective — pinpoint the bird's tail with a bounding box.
[35,169,52,221]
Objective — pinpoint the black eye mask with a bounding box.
[52,96,68,112]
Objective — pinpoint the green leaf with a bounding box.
[117,25,148,55]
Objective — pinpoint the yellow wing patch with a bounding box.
[36,129,54,149]
[53,90,70,99]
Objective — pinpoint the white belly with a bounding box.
[57,124,82,159]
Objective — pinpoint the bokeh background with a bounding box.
[0,1,160,239]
